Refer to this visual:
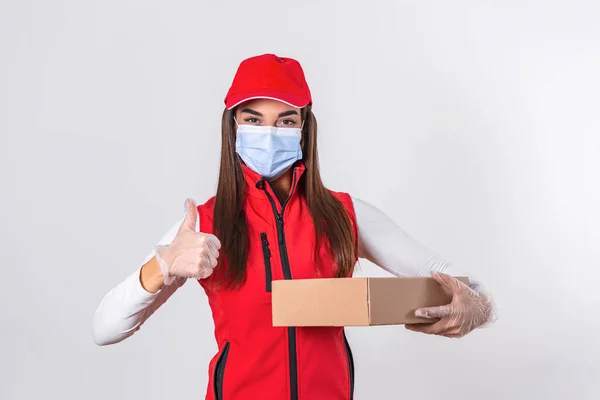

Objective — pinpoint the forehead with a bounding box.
[237,98,299,114]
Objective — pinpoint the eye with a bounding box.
[243,117,261,125]
[279,119,298,126]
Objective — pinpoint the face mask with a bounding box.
[235,120,303,179]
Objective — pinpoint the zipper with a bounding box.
[260,232,273,292]
[343,332,355,400]
[257,170,299,400]
[214,342,231,400]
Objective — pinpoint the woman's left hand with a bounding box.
[405,272,493,338]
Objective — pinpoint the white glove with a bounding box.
[406,272,495,338]
[155,199,221,285]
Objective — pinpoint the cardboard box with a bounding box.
[272,276,469,327]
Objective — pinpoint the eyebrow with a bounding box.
[240,108,299,118]
[240,108,263,117]
[277,110,299,118]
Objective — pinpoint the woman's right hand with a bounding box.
[155,199,221,284]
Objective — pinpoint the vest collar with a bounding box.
[242,160,306,201]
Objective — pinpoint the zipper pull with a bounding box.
[276,214,284,244]
[260,233,271,257]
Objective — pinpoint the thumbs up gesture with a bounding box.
[155,199,221,285]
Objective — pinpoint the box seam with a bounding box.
[366,278,371,325]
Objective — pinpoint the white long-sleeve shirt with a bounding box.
[92,196,491,346]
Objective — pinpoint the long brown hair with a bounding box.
[213,105,355,289]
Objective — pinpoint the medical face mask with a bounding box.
[235,121,303,179]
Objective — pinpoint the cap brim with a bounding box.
[225,89,311,110]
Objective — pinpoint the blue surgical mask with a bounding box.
[235,120,303,179]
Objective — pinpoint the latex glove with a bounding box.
[405,272,493,338]
[155,199,221,285]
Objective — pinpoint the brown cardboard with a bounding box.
[272,276,470,327]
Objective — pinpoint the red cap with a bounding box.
[224,54,312,110]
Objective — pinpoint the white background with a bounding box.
[1,1,599,399]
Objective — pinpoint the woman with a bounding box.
[93,54,496,400]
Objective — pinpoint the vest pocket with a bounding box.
[214,342,230,400]
[260,232,273,292]
[344,333,355,400]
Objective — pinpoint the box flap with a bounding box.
[272,278,370,326]
[368,276,470,325]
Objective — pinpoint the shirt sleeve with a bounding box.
[350,195,489,293]
[351,195,498,327]
[92,216,200,346]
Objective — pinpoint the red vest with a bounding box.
[197,161,358,400]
